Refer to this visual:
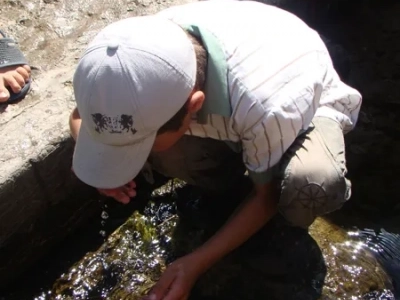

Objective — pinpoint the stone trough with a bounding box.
[0,0,194,288]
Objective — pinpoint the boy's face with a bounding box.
[151,90,205,152]
[152,112,192,152]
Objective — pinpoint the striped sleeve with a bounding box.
[236,53,327,185]
[314,59,362,134]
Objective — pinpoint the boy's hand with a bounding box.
[97,180,137,204]
[71,166,136,204]
[0,65,31,102]
[142,254,203,300]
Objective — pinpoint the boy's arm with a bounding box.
[69,106,81,141]
[147,181,278,300]
[193,181,277,268]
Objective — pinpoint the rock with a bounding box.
[0,44,99,289]
[36,185,179,300]
[358,229,400,297]
[0,0,197,290]
[309,218,393,298]
[36,183,393,300]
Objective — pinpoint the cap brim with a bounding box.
[72,127,156,189]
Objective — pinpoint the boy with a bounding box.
[69,1,361,299]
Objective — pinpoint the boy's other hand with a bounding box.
[97,180,137,204]
[142,254,202,300]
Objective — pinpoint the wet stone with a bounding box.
[362,290,396,300]
[310,219,393,299]
[35,182,394,300]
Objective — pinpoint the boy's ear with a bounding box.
[187,90,205,113]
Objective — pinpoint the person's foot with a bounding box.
[0,31,31,103]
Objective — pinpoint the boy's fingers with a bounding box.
[149,274,175,300]
[115,191,130,204]
[123,180,137,197]
[98,183,136,203]
[98,188,114,197]
[122,185,136,198]
[125,180,136,189]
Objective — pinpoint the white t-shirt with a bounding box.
[157,0,362,183]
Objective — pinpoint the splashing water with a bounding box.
[99,198,109,239]
[355,229,400,299]
[322,228,400,300]
[34,190,178,300]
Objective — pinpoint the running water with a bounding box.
[99,197,109,239]
[30,181,398,300]
[356,229,400,299]
[321,227,400,300]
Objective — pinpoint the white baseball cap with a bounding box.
[72,16,196,189]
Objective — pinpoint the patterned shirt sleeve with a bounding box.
[235,51,329,185]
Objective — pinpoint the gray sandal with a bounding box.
[0,29,31,104]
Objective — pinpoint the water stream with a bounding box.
[27,180,399,300]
